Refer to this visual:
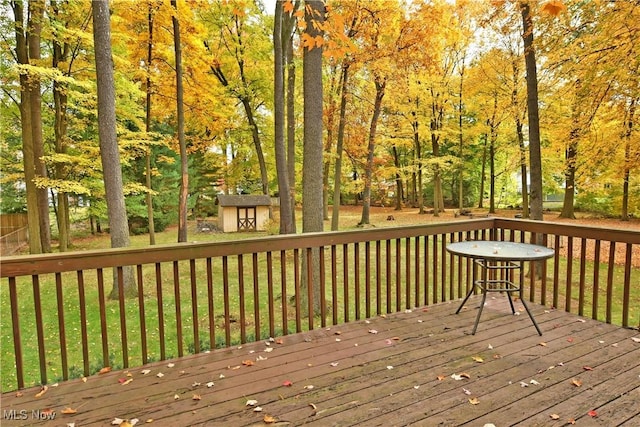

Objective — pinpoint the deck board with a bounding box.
[2,295,638,426]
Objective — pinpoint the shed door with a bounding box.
[237,207,256,231]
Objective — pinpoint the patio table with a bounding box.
[447,240,555,335]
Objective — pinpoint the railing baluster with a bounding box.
[355,242,361,320]
[222,256,231,346]
[32,275,46,384]
[343,244,349,323]
[386,239,392,313]
[553,236,561,310]
[294,249,301,332]
[578,238,587,316]
[280,250,288,335]
[395,238,401,311]
[424,235,429,306]
[376,240,381,314]
[433,235,439,304]
[190,259,199,353]
[365,241,371,318]
[56,272,69,378]
[405,238,410,310]
[320,246,326,326]
[9,277,24,389]
[307,247,314,330]
[155,263,166,360]
[266,252,275,337]
[565,237,574,312]
[606,242,616,324]
[96,269,109,369]
[253,253,260,341]
[136,266,147,364]
[414,237,420,307]
[331,245,338,324]
[622,243,632,328]
[592,240,601,320]
[238,254,246,343]
[206,258,215,349]
[172,262,183,357]
[77,270,91,376]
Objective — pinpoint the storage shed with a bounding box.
[217,194,271,232]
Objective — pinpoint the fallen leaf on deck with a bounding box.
[119,378,133,385]
[263,414,278,423]
[276,338,284,344]
[437,375,447,381]
[520,382,529,388]
[99,367,112,374]
[82,377,87,383]
[141,369,151,375]
[15,391,23,397]
[309,403,317,410]
[303,385,314,390]
[451,373,470,381]
[174,394,180,400]
[264,347,274,353]
[571,379,582,387]
[567,337,574,342]
[254,406,263,412]
[35,386,48,398]
[472,356,484,363]
[386,366,394,370]
[145,419,154,423]
[468,397,480,405]
[493,354,502,359]
[41,408,55,416]
[568,419,576,424]
[631,337,640,343]
[206,381,215,388]
[588,409,598,417]
[530,379,540,385]
[112,419,124,425]
[549,414,560,420]
[330,362,339,367]
[583,366,593,371]
[167,363,175,368]
[463,388,471,395]
[191,382,201,387]
[487,344,493,350]
[67,423,75,427]
[334,331,341,335]
[156,372,164,378]
[283,380,293,387]
[246,399,258,406]
[229,365,241,370]
[192,394,201,401]
[242,360,255,366]
[414,385,420,389]
[539,342,547,347]
[335,338,341,342]
[368,329,378,334]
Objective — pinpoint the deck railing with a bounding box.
[1,218,638,391]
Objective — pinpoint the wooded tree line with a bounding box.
[1,0,638,256]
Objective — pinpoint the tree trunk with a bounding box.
[520,0,544,221]
[412,113,424,214]
[302,0,325,314]
[274,0,294,234]
[323,65,338,221]
[360,76,386,225]
[286,29,297,232]
[13,1,42,254]
[457,54,466,211]
[146,2,156,245]
[51,0,71,252]
[28,0,51,253]
[331,62,350,230]
[621,97,636,221]
[478,133,487,209]
[517,120,529,218]
[392,146,403,211]
[171,0,188,242]
[92,0,134,298]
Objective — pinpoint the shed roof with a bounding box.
[217,194,272,207]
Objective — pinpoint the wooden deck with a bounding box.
[2,295,639,426]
